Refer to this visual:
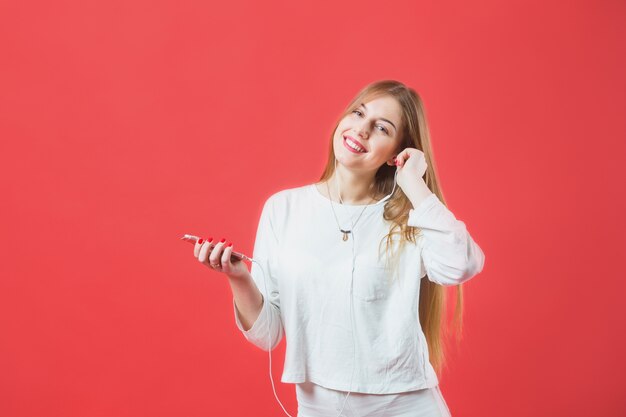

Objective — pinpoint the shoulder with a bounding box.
[263,183,314,211]
[258,184,313,234]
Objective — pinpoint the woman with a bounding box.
[193,80,485,416]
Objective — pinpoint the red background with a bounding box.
[1,1,625,416]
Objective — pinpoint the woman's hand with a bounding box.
[394,147,434,208]
[194,237,250,280]
[395,147,427,187]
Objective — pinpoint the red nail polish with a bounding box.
[208,237,213,242]
[227,242,233,247]
[198,238,203,244]
[220,238,226,243]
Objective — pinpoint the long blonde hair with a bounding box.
[319,79,464,377]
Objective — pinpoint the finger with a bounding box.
[208,238,226,266]
[194,237,207,257]
[396,150,408,167]
[221,242,234,272]
[398,148,420,167]
[198,237,214,263]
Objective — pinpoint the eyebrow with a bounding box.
[360,103,397,131]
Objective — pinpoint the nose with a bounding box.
[355,121,369,139]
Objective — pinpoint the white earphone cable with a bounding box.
[250,166,398,417]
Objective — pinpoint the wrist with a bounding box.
[405,180,434,209]
[227,271,249,282]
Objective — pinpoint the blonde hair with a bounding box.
[319,79,464,377]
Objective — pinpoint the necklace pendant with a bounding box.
[341,229,350,241]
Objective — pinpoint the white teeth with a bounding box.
[345,137,365,152]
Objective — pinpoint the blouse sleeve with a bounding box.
[232,195,284,351]
[407,193,485,286]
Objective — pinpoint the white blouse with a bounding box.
[232,183,485,394]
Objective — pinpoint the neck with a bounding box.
[328,164,378,205]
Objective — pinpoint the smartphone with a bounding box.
[180,234,248,262]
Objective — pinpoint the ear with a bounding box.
[386,155,398,166]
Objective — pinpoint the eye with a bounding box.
[351,110,389,135]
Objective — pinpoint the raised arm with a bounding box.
[408,193,485,286]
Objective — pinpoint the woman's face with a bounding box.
[333,95,403,174]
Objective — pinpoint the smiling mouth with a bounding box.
[343,136,367,153]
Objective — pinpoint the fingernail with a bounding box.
[227,242,233,247]
[220,238,226,243]
[198,238,203,244]
[208,237,213,242]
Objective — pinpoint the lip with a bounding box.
[343,135,367,153]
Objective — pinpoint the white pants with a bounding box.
[296,381,452,417]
